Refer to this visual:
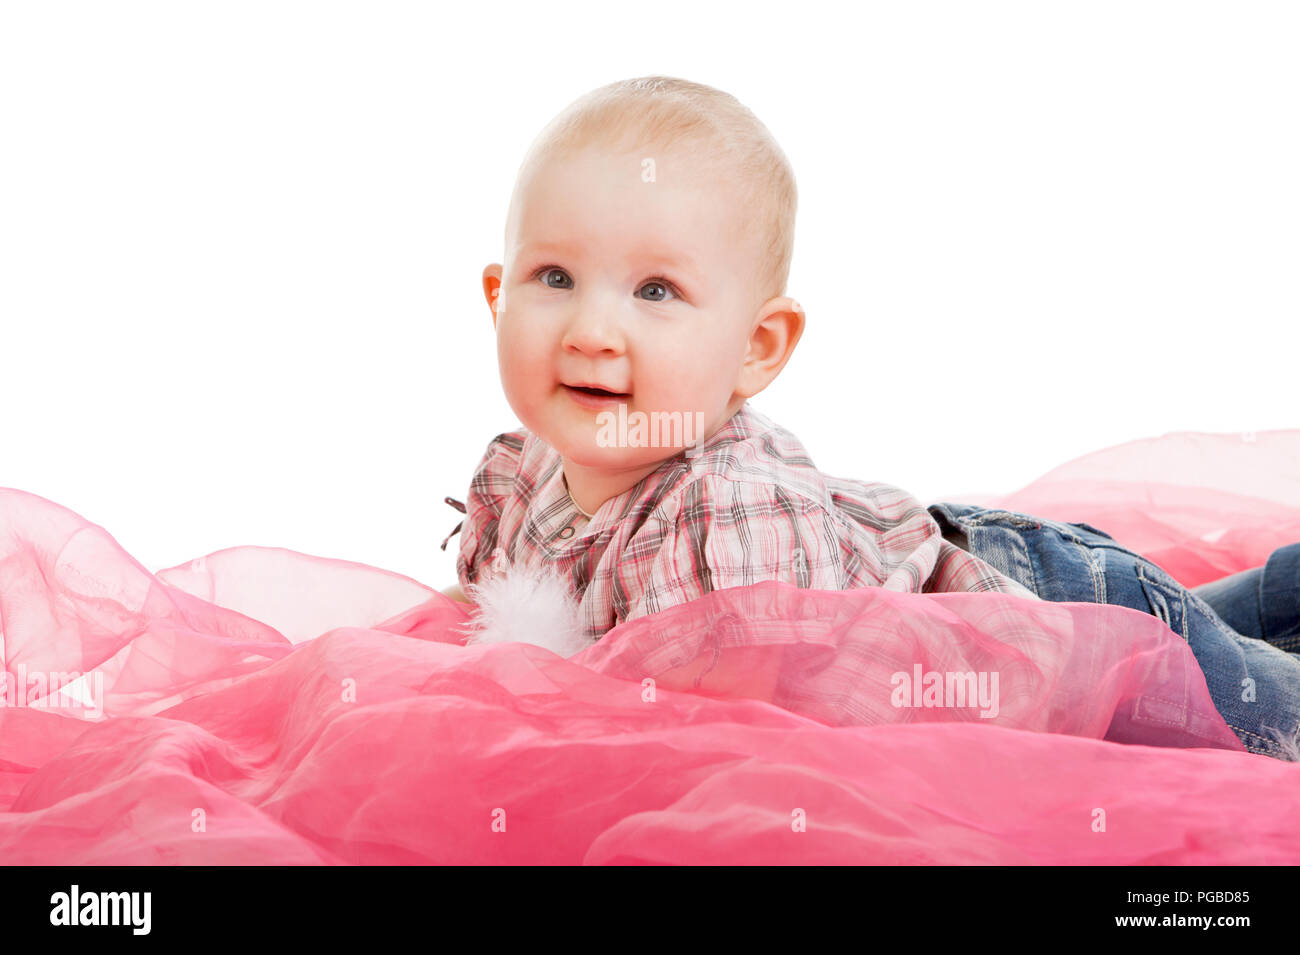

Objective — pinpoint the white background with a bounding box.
[2,0,1296,587]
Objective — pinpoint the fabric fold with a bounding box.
[2,428,1299,864]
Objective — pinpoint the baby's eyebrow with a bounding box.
[516,239,582,257]
[639,252,703,285]
[517,240,702,282]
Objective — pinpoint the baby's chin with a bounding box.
[533,390,704,463]
[545,425,686,471]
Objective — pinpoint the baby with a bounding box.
[440,75,1036,644]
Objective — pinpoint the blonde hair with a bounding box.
[510,75,798,303]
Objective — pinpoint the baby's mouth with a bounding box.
[562,383,631,399]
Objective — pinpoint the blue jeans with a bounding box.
[928,502,1300,760]
[1191,550,1300,654]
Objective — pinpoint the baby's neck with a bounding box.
[559,398,748,515]
[562,458,668,517]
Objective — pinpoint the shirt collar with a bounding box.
[522,402,765,548]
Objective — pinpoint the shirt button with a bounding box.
[558,525,575,539]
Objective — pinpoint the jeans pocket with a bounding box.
[1136,561,1189,640]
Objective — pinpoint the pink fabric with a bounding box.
[957,428,1300,589]
[2,429,1299,864]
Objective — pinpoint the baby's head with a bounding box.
[482,76,803,500]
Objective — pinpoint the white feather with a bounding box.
[454,559,592,658]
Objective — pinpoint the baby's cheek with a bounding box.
[498,333,549,385]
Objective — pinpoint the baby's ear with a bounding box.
[739,296,805,395]
[482,263,504,325]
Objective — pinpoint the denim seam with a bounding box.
[1050,526,1127,550]
[1225,722,1292,757]
[1134,567,1270,748]
[1227,723,1279,744]
[966,525,1038,595]
[1136,562,1189,637]
[1185,591,1300,754]
[1075,539,1108,605]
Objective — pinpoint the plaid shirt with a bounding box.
[449,402,1039,643]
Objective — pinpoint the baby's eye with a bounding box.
[637,279,678,303]
[537,267,574,289]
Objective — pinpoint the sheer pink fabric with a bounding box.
[958,428,1300,588]
[2,429,1298,864]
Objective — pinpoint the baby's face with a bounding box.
[485,146,764,473]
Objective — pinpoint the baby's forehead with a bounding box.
[529,137,751,197]
[514,152,756,242]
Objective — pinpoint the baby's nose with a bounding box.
[562,306,626,354]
